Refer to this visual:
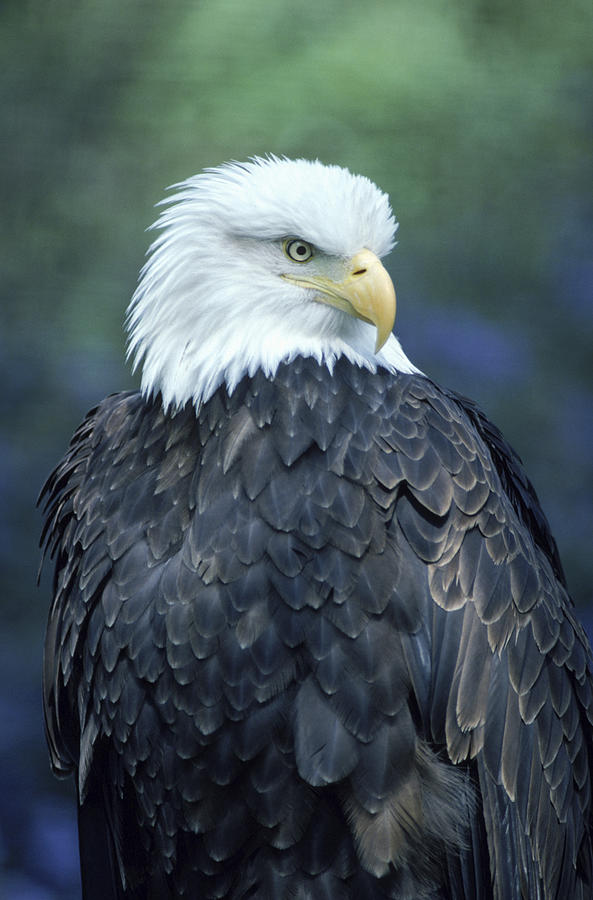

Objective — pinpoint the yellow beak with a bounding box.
[282,249,396,353]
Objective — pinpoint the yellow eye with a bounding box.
[283,238,314,263]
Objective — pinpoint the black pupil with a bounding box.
[296,244,307,256]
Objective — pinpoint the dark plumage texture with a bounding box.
[40,358,593,899]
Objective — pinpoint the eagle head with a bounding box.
[126,156,417,410]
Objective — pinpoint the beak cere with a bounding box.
[283,249,396,353]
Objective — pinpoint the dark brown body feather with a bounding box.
[40,358,593,898]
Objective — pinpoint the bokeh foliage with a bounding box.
[2,0,592,895]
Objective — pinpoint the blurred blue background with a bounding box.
[2,1,592,895]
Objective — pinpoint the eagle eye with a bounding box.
[283,238,314,263]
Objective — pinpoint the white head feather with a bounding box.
[126,156,420,410]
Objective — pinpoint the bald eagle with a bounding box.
[40,157,593,899]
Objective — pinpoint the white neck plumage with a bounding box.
[128,294,420,412]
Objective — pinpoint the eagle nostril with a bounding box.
[352,268,367,276]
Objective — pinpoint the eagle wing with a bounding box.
[379,375,593,897]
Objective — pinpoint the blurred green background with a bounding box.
[3,0,592,895]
